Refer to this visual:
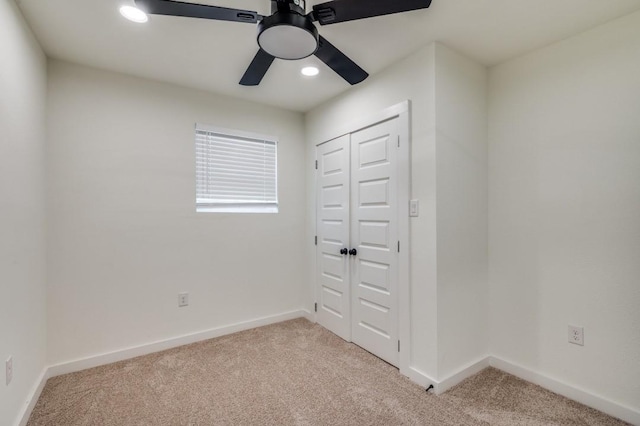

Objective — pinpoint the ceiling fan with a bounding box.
[134,0,433,86]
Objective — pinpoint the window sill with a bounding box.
[196,204,278,214]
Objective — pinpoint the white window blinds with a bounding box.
[195,125,278,213]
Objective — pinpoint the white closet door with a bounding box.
[350,118,399,367]
[315,135,351,340]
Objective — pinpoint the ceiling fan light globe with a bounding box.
[257,13,319,60]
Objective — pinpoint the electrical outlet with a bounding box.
[178,292,189,307]
[568,325,584,346]
[6,356,13,386]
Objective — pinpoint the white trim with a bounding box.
[407,355,639,425]
[310,101,411,147]
[301,308,315,323]
[407,357,489,395]
[312,147,318,327]
[196,203,278,214]
[490,356,640,425]
[435,357,491,394]
[47,310,306,378]
[407,366,438,390]
[15,367,50,426]
[396,103,412,377]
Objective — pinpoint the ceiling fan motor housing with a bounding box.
[134,0,432,86]
[257,11,319,60]
[270,0,306,16]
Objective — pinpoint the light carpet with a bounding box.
[28,318,627,425]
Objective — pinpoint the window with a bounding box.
[195,124,278,213]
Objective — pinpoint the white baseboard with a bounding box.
[18,310,307,426]
[405,358,489,395]
[48,310,307,378]
[406,366,438,390]
[490,356,640,425]
[15,367,50,426]
[436,357,491,394]
[407,355,639,424]
[301,308,315,323]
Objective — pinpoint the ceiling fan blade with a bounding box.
[312,0,432,25]
[135,0,261,23]
[314,36,368,85]
[239,50,275,86]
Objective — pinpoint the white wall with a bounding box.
[306,43,439,379]
[45,60,307,365]
[0,0,48,424]
[434,44,489,380]
[489,10,640,413]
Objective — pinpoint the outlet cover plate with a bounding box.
[178,292,189,307]
[568,325,584,346]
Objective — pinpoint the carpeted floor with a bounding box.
[28,318,627,425]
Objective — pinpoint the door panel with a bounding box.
[359,221,390,249]
[350,119,399,366]
[359,259,390,292]
[315,136,351,340]
[359,179,390,207]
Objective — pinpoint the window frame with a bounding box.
[195,123,278,214]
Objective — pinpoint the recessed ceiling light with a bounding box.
[301,66,319,77]
[119,5,148,23]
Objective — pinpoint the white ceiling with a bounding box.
[17,0,640,112]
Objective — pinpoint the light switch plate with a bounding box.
[6,356,13,386]
[409,199,419,217]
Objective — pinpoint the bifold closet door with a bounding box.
[350,118,399,367]
[316,135,351,341]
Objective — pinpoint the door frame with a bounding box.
[313,100,412,377]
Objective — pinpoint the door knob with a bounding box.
[340,248,348,255]
[349,248,357,256]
